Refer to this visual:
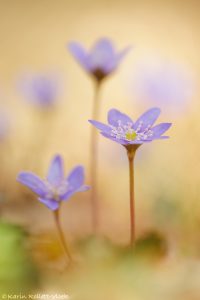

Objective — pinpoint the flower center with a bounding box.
[110,120,153,142]
[46,181,69,201]
[125,130,137,141]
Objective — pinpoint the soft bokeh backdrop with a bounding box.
[0,0,200,298]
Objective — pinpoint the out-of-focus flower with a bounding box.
[69,38,131,232]
[89,108,172,146]
[133,58,195,111]
[17,155,90,210]
[68,38,131,81]
[19,73,61,108]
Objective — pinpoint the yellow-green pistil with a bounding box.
[125,130,137,141]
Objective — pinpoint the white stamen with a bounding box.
[45,181,69,201]
[110,120,153,142]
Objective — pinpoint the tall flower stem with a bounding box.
[126,146,138,246]
[90,80,102,233]
[53,209,73,262]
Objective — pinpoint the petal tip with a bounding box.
[52,153,62,162]
[152,107,161,113]
[16,172,23,182]
[67,41,79,50]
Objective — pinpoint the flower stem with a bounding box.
[90,80,102,233]
[127,148,137,246]
[53,209,73,262]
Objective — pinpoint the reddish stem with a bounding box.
[127,147,137,246]
[90,80,102,233]
[53,209,73,262]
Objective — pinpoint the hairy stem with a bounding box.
[90,80,102,233]
[53,209,73,262]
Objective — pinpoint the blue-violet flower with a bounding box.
[20,73,60,108]
[17,155,90,210]
[68,38,131,81]
[89,107,172,145]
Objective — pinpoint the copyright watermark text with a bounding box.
[1,294,69,299]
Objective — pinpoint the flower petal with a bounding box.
[158,136,169,139]
[92,38,114,54]
[61,184,90,201]
[78,185,90,192]
[68,42,88,69]
[134,108,161,131]
[116,46,132,63]
[67,165,84,189]
[108,109,133,126]
[47,155,64,186]
[17,172,48,197]
[151,123,172,138]
[88,120,111,134]
[103,46,132,73]
[101,132,128,145]
[87,38,115,72]
[38,198,59,210]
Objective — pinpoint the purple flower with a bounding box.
[89,108,172,146]
[68,38,131,81]
[17,155,90,210]
[133,58,195,113]
[19,73,60,108]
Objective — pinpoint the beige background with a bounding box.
[0,0,199,246]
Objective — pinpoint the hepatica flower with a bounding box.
[133,58,195,114]
[17,155,89,211]
[68,38,131,232]
[20,73,60,108]
[17,155,89,262]
[89,108,171,146]
[89,108,172,246]
[68,38,131,82]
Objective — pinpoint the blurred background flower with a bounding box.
[18,72,62,109]
[68,38,131,82]
[128,56,196,115]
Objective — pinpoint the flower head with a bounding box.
[133,58,195,113]
[17,155,90,210]
[68,38,131,81]
[89,108,172,146]
[19,73,60,108]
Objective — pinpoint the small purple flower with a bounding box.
[133,58,195,113]
[68,38,131,81]
[17,155,90,210]
[89,108,172,146]
[19,73,60,108]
